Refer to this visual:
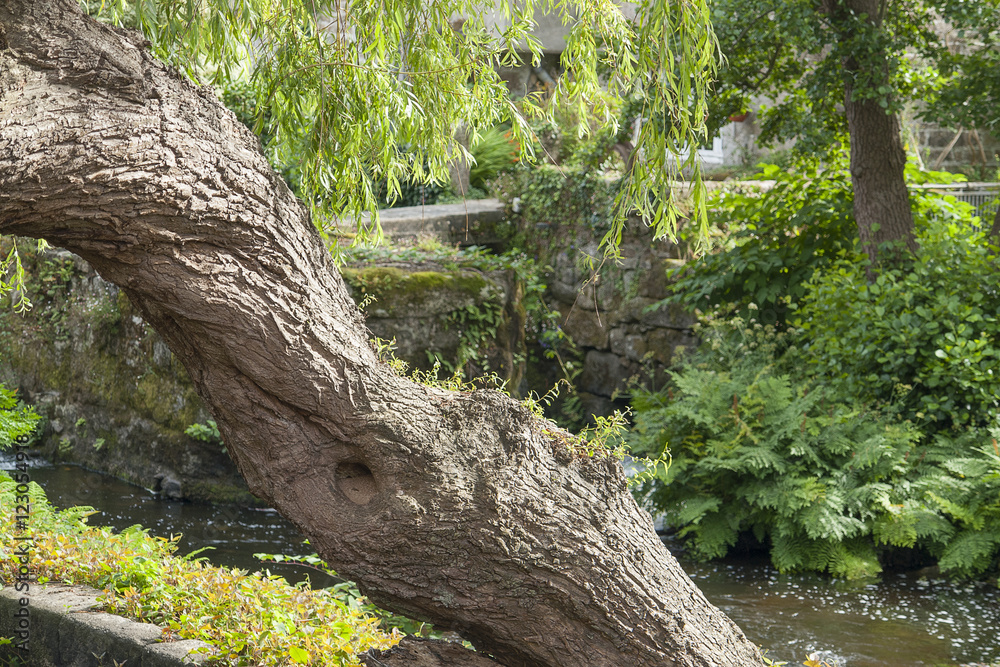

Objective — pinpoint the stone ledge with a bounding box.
[346,199,507,244]
[0,584,212,667]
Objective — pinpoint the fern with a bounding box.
[942,457,992,479]
[675,496,723,525]
[686,511,742,560]
[910,507,957,545]
[630,318,1000,580]
[0,383,40,448]
[872,511,918,548]
[938,530,1000,577]
[825,540,882,580]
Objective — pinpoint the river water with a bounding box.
[5,460,999,667]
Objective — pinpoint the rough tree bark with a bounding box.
[0,2,765,665]
[838,0,919,266]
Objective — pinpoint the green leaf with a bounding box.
[288,646,310,664]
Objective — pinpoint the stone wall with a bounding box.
[0,249,245,504]
[526,226,697,421]
[355,199,699,423]
[0,584,211,666]
[1,201,694,495]
[341,262,525,388]
[918,124,1000,173]
[0,584,497,667]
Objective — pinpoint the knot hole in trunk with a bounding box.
[335,462,377,505]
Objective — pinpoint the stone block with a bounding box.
[552,251,578,286]
[639,298,694,330]
[609,328,648,362]
[0,585,213,667]
[595,274,624,313]
[573,281,598,311]
[559,307,610,350]
[645,328,698,366]
[350,199,506,245]
[548,279,580,307]
[579,350,631,397]
[146,640,214,666]
[576,392,621,423]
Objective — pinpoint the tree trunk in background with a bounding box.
[839,0,918,267]
[0,2,765,665]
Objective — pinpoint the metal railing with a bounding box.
[912,182,1000,221]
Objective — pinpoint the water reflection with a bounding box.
[683,551,1000,666]
[5,458,999,666]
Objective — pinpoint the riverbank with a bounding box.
[5,462,1000,667]
[0,470,402,666]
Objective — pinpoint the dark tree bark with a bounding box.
[0,2,766,665]
[837,0,919,266]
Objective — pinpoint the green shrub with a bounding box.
[630,319,918,578]
[630,154,1000,580]
[0,383,39,448]
[630,318,1000,580]
[0,473,400,666]
[663,161,857,326]
[883,428,1000,578]
[468,126,519,190]
[185,419,222,444]
[494,163,616,232]
[661,158,976,328]
[793,216,1000,427]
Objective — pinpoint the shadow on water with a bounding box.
[5,456,999,666]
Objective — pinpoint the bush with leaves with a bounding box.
[661,159,975,328]
[662,161,856,326]
[467,126,520,191]
[0,473,400,666]
[0,383,39,448]
[792,209,1000,428]
[877,428,1000,578]
[495,163,617,234]
[632,154,1000,579]
[630,319,921,579]
[630,316,1000,580]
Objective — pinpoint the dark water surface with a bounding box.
[685,553,1000,667]
[6,460,1000,666]
[9,463,337,587]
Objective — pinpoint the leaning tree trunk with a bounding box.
[0,2,765,665]
[838,0,918,266]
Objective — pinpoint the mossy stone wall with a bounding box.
[0,248,250,503]
[491,183,698,420]
[341,262,525,389]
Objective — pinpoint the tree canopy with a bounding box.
[0,0,726,307]
[88,0,718,235]
[708,0,1000,153]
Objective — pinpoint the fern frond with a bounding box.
[872,511,918,548]
[938,530,1000,577]
[826,539,881,579]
